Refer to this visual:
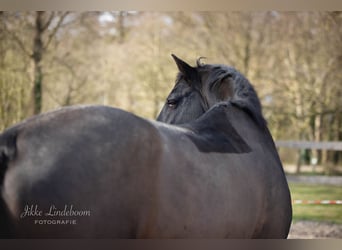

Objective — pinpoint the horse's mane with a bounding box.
[196,61,267,130]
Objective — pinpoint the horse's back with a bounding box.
[1,105,162,238]
[0,104,291,238]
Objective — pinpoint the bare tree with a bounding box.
[2,11,69,115]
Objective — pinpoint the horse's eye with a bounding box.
[167,99,178,109]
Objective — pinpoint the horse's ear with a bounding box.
[171,54,197,82]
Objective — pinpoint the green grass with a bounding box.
[289,183,342,224]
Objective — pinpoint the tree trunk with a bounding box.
[335,110,342,165]
[311,114,322,172]
[32,11,44,115]
[243,15,252,77]
[117,11,126,44]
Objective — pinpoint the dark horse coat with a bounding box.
[0,55,292,238]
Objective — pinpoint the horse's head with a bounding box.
[157,55,264,126]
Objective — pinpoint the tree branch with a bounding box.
[44,12,70,51]
[42,12,55,31]
[9,30,32,57]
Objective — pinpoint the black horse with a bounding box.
[0,55,292,238]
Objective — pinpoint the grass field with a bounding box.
[289,183,342,224]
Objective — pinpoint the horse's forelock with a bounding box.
[196,57,207,67]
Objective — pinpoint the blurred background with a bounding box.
[0,11,341,237]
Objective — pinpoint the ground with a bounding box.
[284,164,342,239]
[288,221,342,239]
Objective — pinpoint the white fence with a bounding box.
[275,141,342,151]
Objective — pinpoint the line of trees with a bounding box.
[0,11,341,171]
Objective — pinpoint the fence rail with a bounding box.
[275,141,342,151]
